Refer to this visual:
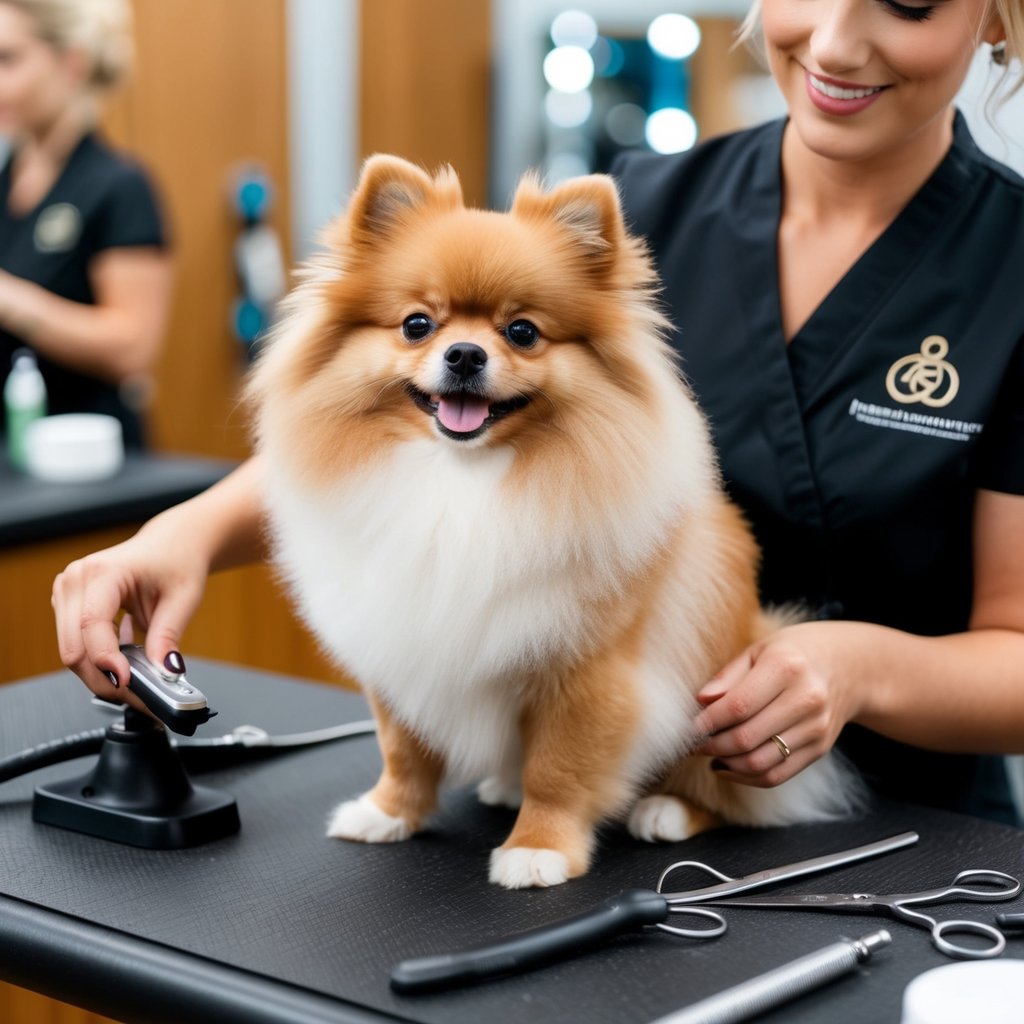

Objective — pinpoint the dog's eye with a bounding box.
[402,313,436,342]
[505,319,539,349]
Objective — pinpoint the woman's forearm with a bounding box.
[140,455,269,575]
[0,258,170,381]
[851,622,1024,753]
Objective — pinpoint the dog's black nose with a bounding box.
[444,342,487,379]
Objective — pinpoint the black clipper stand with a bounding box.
[33,708,240,849]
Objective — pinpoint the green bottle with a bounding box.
[4,349,48,471]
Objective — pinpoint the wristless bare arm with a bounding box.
[0,248,172,382]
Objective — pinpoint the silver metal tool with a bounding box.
[113,643,215,735]
[390,831,919,992]
[689,868,1020,959]
[647,929,892,1024]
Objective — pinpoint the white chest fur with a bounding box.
[265,439,652,778]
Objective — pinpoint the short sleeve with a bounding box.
[90,163,168,252]
[974,336,1024,495]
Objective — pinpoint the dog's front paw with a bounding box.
[628,795,694,842]
[476,776,523,809]
[326,794,411,843]
[489,846,570,888]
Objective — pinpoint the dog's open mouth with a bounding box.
[406,384,531,440]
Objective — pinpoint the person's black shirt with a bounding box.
[613,113,1024,821]
[0,133,167,448]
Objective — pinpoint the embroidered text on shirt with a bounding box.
[849,399,982,443]
[885,335,959,408]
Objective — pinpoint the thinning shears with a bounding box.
[683,867,1021,960]
[391,830,923,992]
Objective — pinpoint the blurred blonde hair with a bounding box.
[735,0,1024,102]
[6,0,134,92]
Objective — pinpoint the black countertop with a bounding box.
[0,452,235,547]
[1,663,1023,1024]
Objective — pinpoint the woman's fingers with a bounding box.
[694,638,833,782]
[709,736,819,788]
[141,582,202,675]
[53,558,124,698]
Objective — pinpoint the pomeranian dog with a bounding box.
[250,155,859,889]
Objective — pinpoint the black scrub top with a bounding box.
[613,113,1024,821]
[0,133,167,448]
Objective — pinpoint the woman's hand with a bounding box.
[51,511,210,711]
[51,458,267,711]
[692,621,870,787]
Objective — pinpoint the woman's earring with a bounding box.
[991,40,1008,66]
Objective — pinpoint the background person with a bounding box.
[0,0,172,450]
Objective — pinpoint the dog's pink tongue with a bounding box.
[437,395,490,433]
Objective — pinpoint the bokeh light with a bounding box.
[645,107,698,154]
[646,14,701,61]
[545,88,594,129]
[550,10,599,50]
[543,45,595,93]
[605,103,647,147]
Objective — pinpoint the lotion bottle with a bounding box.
[4,348,47,471]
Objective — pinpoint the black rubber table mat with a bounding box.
[2,662,1022,1023]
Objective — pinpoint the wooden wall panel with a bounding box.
[103,0,292,461]
[690,18,754,142]
[360,0,491,207]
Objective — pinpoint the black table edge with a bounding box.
[0,893,413,1024]
[0,453,237,548]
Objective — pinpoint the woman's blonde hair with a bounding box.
[735,0,1024,103]
[6,0,134,92]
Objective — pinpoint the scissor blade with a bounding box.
[709,893,882,911]
[662,831,918,905]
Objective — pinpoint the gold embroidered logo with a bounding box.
[885,336,959,408]
[34,203,83,253]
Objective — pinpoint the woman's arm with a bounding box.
[52,455,267,710]
[693,489,1024,786]
[0,246,172,382]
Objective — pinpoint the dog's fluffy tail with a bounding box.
[716,749,868,827]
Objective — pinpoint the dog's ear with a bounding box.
[346,155,463,246]
[512,173,626,270]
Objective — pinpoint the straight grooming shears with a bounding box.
[683,868,1021,960]
[390,830,920,992]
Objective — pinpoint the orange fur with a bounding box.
[364,693,445,830]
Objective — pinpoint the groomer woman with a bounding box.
[0,0,171,448]
[51,0,1024,822]
[614,0,1024,823]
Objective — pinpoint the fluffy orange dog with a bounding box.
[250,156,859,888]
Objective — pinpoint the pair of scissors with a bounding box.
[391,830,921,992]
[680,867,1021,960]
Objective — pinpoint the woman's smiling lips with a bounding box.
[804,68,890,116]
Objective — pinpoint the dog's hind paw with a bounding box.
[489,846,570,888]
[627,795,693,842]
[326,794,411,843]
[476,776,523,808]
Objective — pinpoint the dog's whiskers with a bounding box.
[337,374,407,415]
